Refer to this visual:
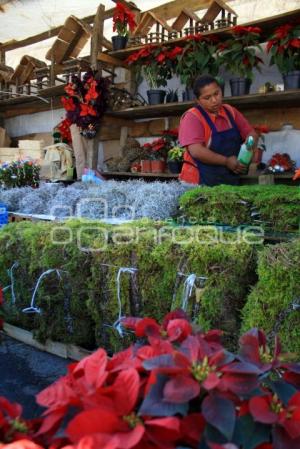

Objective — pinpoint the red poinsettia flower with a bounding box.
[113,2,136,35]
[143,335,261,404]
[288,38,300,48]
[250,391,300,440]
[275,24,293,39]
[65,368,180,449]
[239,328,281,372]
[167,47,183,59]
[61,97,76,112]
[232,26,261,35]
[79,103,97,117]
[122,309,192,344]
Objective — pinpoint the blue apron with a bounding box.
[194,104,243,186]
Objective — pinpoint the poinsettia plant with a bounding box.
[218,26,263,80]
[176,34,220,88]
[61,71,110,139]
[113,2,136,37]
[3,311,300,449]
[126,45,182,89]
[267,23,300,74]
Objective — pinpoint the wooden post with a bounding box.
[91,3,105,74]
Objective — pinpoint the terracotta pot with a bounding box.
[151,160,166,173]
[253,148,264,164]
[141,159,152,173]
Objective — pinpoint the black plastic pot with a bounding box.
[182,87,195,101]
[283,71,300,90]
[147,89,166,105]
[229,77,251,96]
[167,160,183,174]
[112,35,128,51]
[166,92,179,103]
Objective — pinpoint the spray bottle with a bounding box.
[238,135,255,165]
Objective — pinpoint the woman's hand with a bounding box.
[226,155,247,174]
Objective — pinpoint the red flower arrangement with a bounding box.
[142,130,178,160]
[57,119,72,145]
[267,23,300,75]
[267,153,294,172]
[113,2,136,37]
[61,71,110,139]
[2,312,300,449]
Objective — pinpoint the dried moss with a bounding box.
[241,239,300,354]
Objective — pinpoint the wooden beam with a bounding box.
[91,4,105,71]
[97,52,128,68]
[146,0,234,21]
[0,10,114,52]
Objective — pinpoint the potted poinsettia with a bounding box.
[112,1,137,51]
[176,34,220,101]
[126,45,181,105]
[218,26,263,96]
[167,146,185,173]
[267,23,300,90]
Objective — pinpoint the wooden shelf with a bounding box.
[108,9,300,60]
[101,171,299,185]
[106,89,300,119]
[101,171,179,179]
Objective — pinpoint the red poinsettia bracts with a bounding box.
[2,310,300,448]
[113,2,136,36]
[267,22,300,74]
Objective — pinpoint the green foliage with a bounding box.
[176,36,219,88]
[167,146,185,162]
[241,239,300,354]
[0,219,258,351]
[268,23,300,75]
[0,160,40,188]
[179,185,300,233]
[218,27,263,80]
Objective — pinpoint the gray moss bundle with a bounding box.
[0,219,258,352]
[179,185,300,233]
[0,180,192,220]
[241,238,300,354]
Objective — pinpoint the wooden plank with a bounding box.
[106,90,300,119]
[3,323,91,361]
[172,9,200,31]
[201,0,237,23]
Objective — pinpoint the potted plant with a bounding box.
[112,1,137,51]
[218,26,263,96]
[126,45,181,105]
[167,145,185,173]
[175,35,220,101]
[267,23,300,90]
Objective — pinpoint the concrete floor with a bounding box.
[0,334,70,418]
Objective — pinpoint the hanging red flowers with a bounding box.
[60,70,110,138]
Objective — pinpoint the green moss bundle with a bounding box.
[0,219,258,352]
[179,185,300,233]
[241,238,300,354]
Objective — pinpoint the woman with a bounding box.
[179,75,258,186]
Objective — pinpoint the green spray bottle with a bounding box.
[237,135,254,165]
